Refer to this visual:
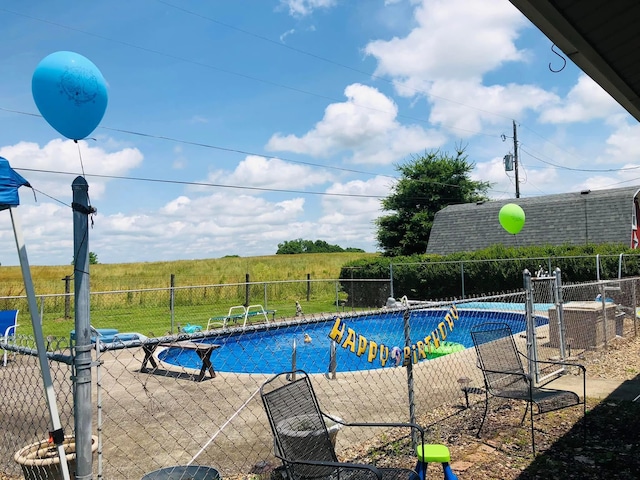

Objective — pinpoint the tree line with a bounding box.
[276,239,365,255]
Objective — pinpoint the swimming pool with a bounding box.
[158,309,548,375]
[456,301,555,312]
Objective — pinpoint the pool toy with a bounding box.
[304,333,312,343]
[182,324,203,334]
[425,341,465,359]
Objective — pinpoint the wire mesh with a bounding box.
[1,276,638,479]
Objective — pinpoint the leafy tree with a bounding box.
[71,251,99,265]
[376,147,491,256]
[276,239,364,254]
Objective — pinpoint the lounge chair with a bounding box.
[1,309,19,366]
[470,322,586,454]
[261,370,422,480]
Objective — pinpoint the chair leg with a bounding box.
[519,402,529,425]
[476,390,489,438]
[530,402,536,455]
[442,463,458,480]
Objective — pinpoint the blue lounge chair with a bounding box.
[0,310,19,367]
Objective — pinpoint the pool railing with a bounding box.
[206,304,276,330]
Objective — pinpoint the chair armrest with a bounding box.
[479,367,530,380]
[276,453,383,480]
[322,412,425,446]
[3,323,18,338]
[517,351,586,373]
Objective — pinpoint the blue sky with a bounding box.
[0,0,637,266]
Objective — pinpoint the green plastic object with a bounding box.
[415,443,451,463]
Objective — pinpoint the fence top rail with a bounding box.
[390,253,640,267]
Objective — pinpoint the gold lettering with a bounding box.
[356,335,368,357]
[423,335,433,354]
[444,313,454,330]
[451,305,459,319]
[431,329,441,349]
[416,341,426,359]
[342,328,357,352]
[438,322,448,341]
[328,317,345,343]
[403,346,411,365]
[368,340,378,363]
[379,344,389,367]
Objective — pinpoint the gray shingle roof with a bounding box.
[426,186,640,255]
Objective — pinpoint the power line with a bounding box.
[17,166,504,202]
[154,0,517,123]
[520,146,640,172]
[0,105,388,179]
[0,6,501,140]
[0,105,518,196]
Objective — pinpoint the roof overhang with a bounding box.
[509,0,640,123]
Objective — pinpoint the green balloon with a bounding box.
[499,203,525,234]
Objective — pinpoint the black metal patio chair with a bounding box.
[470,322,586,454]
[261,370,423,480]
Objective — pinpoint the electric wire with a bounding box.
[0,6,500,139]
[0,105,518,196]
[153,0,517,123]
[520,146,640,172]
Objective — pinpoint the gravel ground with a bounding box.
[4,331,639,480]
[347,332,640,480]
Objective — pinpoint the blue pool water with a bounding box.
[159,308,548,375]
[457,301,555,312]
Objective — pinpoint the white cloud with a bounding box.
[539,75,623,124]
[280,28,296,42]
[365,0,527,83]
[474,156,558,199]
[427,80,558,134]
[266,83,445,164]
[0,139,143,200]
[363,0,559,132]
[280,0,337,16]
[205,155,334,190]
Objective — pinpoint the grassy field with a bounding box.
[0,252,380,338]
[0,252,378,294]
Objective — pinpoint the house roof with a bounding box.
[426,186,640,255]
[509,0,640,122]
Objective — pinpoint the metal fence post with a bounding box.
[170,274,175,334]
[245,273,250,307]
[389,263,394,299]
[553,268,566,360]
[523,269,538,382]
[72,176,95,480]
[401,309,417,449]
[634,279,638,337]
[460,262,465,299]
[264,282,268,308]
[62,275,71,318]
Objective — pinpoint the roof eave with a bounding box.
[509,0,640,123]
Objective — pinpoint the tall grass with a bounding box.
[0,253,380,337]
[0,252,378,295]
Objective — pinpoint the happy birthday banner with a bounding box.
[327,305,459,367]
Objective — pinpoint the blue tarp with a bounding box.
[0,157,30,211]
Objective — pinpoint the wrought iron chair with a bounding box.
[470,322,586,454]
[261,370,423,480]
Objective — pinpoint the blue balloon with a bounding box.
[32,51,108,140]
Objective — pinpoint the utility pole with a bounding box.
[513,120,520,198]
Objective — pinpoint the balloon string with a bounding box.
[75,140,86,178]
[75,140,93,212]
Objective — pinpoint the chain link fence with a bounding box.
[1,274,639,479]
